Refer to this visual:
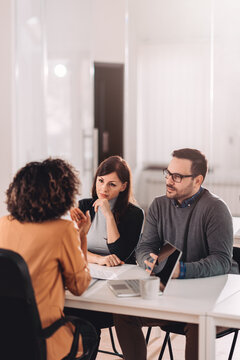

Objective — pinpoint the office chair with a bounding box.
[98,326,124,358]
[145,324,239,360]
[233,246,240,272]
[0,248,97,360]
[146,247,240,360]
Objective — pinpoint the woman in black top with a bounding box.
[70,155,144,265]
[65,155,144,359]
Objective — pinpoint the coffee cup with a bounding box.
[139,277,160,300]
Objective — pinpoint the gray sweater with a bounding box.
[136,189,239,278]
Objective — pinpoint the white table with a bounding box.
[206,286,240,359]
[65,266,240,360]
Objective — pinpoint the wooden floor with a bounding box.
[96,326,240,359]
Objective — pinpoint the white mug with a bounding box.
[139,277,160,300]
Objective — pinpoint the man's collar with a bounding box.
[172,186,204,208]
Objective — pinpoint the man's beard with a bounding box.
[166,185,177,198]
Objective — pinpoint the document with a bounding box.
[89,263,137,280]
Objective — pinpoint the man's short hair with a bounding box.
[172,148,208,180]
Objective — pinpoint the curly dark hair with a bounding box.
[92,155,133,222]
[6,158,80,223]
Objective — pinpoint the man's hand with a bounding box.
[144,253,158,274]
[172,261,180,278]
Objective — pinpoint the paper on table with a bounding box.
[233,217,240,239]
[89,263,136,280]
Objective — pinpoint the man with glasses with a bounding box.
[114,148,239,360]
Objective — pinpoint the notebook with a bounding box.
[107,242,182,297]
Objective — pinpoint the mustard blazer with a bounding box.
[0,215,91,360]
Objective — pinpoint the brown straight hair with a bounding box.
[92,156,133,222]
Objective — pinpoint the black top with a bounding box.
[78,198,144,264]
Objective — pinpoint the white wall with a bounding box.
[2,0,240,215]
[0,0,125,216]
[14,0,47,170]
[0,0,14,216]
[92,0,125,63]
[45,0,94,197]
[126,0,212,170]
[46,0,125,62]
[44,0,125,197]
[126,0,240,181]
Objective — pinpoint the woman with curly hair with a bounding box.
[0,158,95,360]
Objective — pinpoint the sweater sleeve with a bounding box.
[136,198,163,269]
[60,222,91,295]
[107,205,144,264]
[185,199,234,278]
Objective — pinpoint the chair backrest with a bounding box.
[0,248,46,360]
[233,246,240,273]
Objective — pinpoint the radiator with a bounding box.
[205,182,240,217]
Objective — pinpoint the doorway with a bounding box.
[94,62,124,165]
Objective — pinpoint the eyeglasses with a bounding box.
[163,169,195,183]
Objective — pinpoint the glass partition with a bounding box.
[127,0,240,215]
[210,0,240,215]
[14,0,94,196]
[14,0,240,214]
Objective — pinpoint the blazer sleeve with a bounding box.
[107,205,144,264]
[78,198,95,222]
[59,221,91,296]
[78,198,93,213]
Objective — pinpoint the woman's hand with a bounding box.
[70,207,91,236]
[97,254,124,267]
[93,198,112,218]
